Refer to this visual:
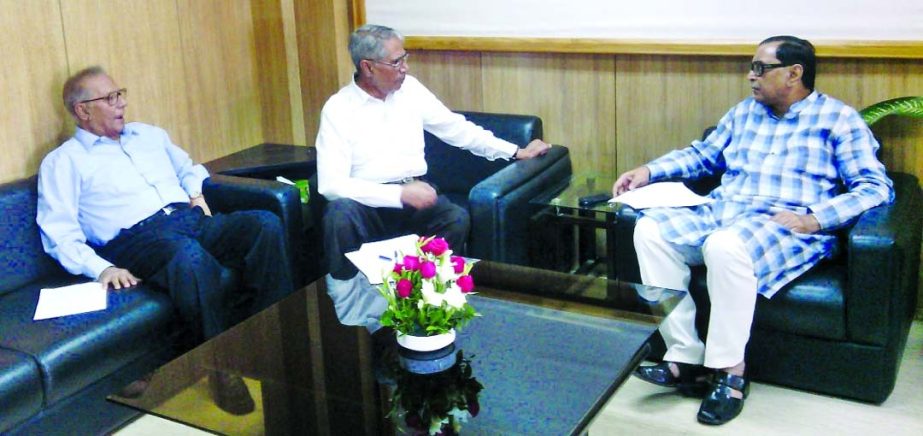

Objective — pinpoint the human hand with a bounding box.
[612,166,651,196]
[190,195,212,216]
[771,211,821,234]
[514,139,552,160]
[99,266,141,290]
[400,181,438,209]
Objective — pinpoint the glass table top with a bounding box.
[530,173,622,215]
[109,261,683,435]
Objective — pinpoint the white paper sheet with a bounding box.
[610,182,714,209]
[33,282,107,320]
[345,234,420,285]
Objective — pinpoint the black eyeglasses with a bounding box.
[370,52,410,69]
[750,61,789,77]
[79,88,127,106]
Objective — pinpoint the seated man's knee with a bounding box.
[248,209,284,233]
[702,230,747,265]
[322,198,367,230]
[634,216,662,247]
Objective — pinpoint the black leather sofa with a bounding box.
[230,112,573,271]
[0,174,303,434]
[613,167,922,403]
[423,111,572,265]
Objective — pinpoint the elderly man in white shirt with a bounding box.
[315,24,550,326]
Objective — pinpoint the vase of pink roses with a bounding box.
[378,236,478,352]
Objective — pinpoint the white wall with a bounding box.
[366,0,923,41]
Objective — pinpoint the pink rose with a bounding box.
[392,263,403,274]
[421,237,449,256]
[420,261,437,279]
[403,255,420,271]
[396,278,413,298]
[451,255,465,274]
[457,275,474,293]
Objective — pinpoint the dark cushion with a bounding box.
[0,279,174,404]
[0,348,43,433]
[0,177,69,296]
[689,263,847,341]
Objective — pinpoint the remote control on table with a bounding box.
[578,193,612,208]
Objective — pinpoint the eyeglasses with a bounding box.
[750,61,789,77]
[79,88,127,106]
[369,52,410,69]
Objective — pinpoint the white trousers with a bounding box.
[634,217,758,369]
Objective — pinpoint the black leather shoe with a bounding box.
[633,361,710,396]
[697,371,749,425]
[208,372,255,415]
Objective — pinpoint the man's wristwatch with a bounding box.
[188,191,202,199]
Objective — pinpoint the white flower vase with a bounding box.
[396,329,456,352]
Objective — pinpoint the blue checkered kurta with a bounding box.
[642,92,893,298]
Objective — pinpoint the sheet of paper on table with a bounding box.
[345,234,420,285]
[34,282,107,321]
[609,182,714,209]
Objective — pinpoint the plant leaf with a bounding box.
[859,96,923,126]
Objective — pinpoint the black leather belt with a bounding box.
[385,176,422,185]
[134,202,190,228]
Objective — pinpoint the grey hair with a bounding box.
[63,65,107,117]
[348,24,404,71]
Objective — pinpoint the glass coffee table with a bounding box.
[109,261,681,435]
[530,173,622,276]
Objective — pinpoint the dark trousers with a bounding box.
[323,196,470,280]
[97,204,294,342]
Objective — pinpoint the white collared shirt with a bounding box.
[36,122,209,279]
[315,75,518,208]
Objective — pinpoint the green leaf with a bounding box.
[859,96,923,126]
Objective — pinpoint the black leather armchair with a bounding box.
[612,155,921,402]
[424,111,573,265]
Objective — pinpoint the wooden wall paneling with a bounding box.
[614,55,750,175]
[0,0,69,182]
[280,0,307,145]
[252,0,295,145]
[480,52,617,179]
[407,50,484,111]
[292,0,353,146]
[818,58,923,179]
[176,0,264,163]
[60,0,191,155]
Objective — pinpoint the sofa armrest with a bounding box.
[467,145,572,264]
[203,174,306,285]
[424,111,543,196]
[846,172,922,345]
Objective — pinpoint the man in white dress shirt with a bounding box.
[315,24,551,325]
[37,66,294,414]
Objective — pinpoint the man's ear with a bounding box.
[359,59,374,76]
[788,64,804,86]
[74,103,89,121]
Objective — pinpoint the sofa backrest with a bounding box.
[0,177,69,296]
[424,111,543,195]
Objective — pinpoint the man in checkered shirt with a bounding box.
[612,36,893,425]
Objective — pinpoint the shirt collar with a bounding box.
[346,76,405,105]
[74,124,134,150]
[759,90,820,120]
[786,90,819,116]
